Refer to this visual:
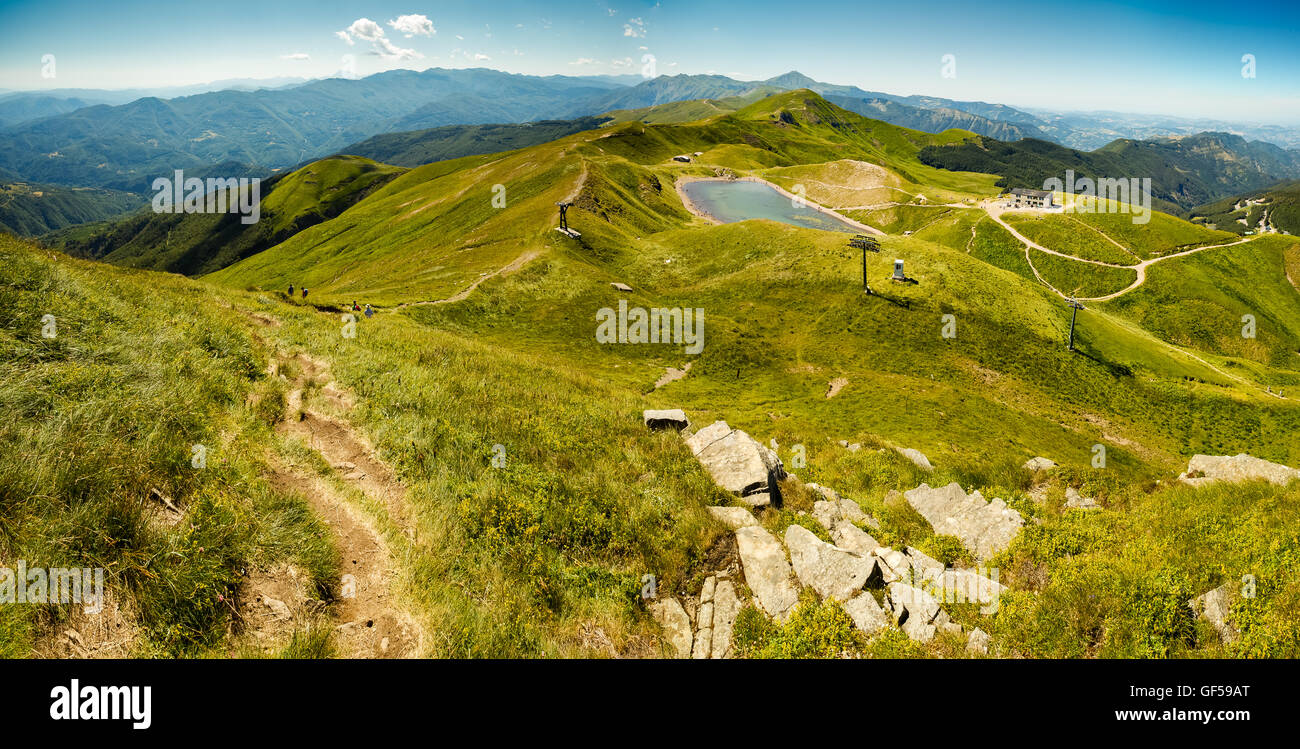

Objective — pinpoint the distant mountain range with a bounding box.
[919,131,1300,211]
[4,67,1298,195]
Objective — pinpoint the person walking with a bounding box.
[364,304,374,319]
[288,283,294,297]
[302,287,309,300]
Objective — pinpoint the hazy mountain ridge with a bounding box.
[919,132,1300,210]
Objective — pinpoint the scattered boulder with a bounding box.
[739,491,773,509]
[735,526,799,621]
[806,482,840,502]
[872,547,909,584]
[1190,582,1238,644]
[1024,456,1057,471]
[784,525,873,601]
[710,580,742,659]
[843,593,889,635]
[966,627,991,655]
[836,498,870,525]
[692,577,716,659]
[886,583,944,642]
[685,421,786,499]
[610,282,634,292]
[1179,454,1300,487]
[904,482,1024,561]
[643,408,689,431]
[811,500,839,531]
[832,522,880,558]
[933,568,1007,610]
[905,547,944,583]
[1064,486,1099,510]
[896,447,933,471]
[649,597,693,658]
[707,506,758,529]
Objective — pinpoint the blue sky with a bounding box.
[1,0,1298,122]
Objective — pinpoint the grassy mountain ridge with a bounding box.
[338,117,610,168]
[46,155,403,276]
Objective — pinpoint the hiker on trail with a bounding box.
[288,283,294,296]
[352,300,360,312]
[364,304,374,319]
[302,287,309,299]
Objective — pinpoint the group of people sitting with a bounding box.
[287,283,374,318]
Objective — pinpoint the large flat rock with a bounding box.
[686,420,786,497]
[1180,454,1300,488]
[649,597,693,658]
[832,522,880,558]
[711,579,742,659]
[643,409,689,431]
[735,526,799,622]
[708,506,759,529]
[904,482,1023,561]
[933,568,1007,610]
[843,592,889,636]
[784,525,873,601]
[886,582,944,642]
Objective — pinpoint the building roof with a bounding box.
[1008,188,1053,198]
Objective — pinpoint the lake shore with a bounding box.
[674,174,885,236]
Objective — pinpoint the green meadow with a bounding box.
[8,90,1300,658]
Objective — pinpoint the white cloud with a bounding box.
[280,53,311,61]
[374,36,422,60]
[607,8,617,15]
[388,14,435,37]
[610,57,634,68]
[337,17,423,61]
[569,58,600,66]
[347,18,385,42]
[623,18,645,38]
[474,53,491,61]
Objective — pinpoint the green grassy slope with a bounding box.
[1102,234,1300,376]
[209,91,999,304]
[12,89,1300,658]
[45,156,403,276]
[338,117,610,167]
[0,235,336,656]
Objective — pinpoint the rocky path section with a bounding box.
[268,351,425,658]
